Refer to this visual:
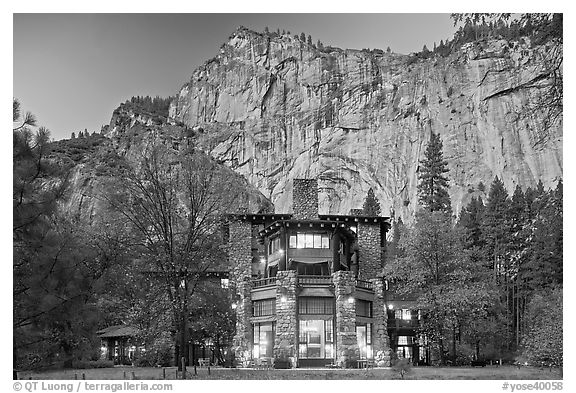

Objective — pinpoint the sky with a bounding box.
[13,13,457,141]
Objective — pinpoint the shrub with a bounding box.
[391,357,412,379]
[73,359,114,369]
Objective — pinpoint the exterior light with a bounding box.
[260,258,266,264]
[348,296,355,304]
[231,303,238,309]
[388,304,394,310]
[280,295,287,303]
[278,249,284,255]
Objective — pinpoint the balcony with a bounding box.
[388,319,420,329]
[355,280,373,291]
[252,277,277,289]
[297,275,332,286]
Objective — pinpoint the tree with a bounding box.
[385,211,473,365]
[362,188,381,216]
[71,132,76,139]
[101,143,248,368]
[386,46,391,53]
[417,132,451,213]
[13,99,124,369]
[307,34,313,46]
[299,32,306,42]
[520,285,562,367]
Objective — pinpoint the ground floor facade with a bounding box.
[233,270,392,368]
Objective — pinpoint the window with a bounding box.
[253,299,276,317]
[290,233,330,249]
[299,319,334,359]
[268,236,281,254]
[356,324,373,359]
[253,323,275,358]
[220,278,229,289]
[397,336,413,345]
[395,309,412,320]
[356,300,373,318]
[299,297,334,315]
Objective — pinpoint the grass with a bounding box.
[18,365,562,380]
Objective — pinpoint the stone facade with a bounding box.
[274,270,298,360]
[333,271,359,367]
[292,179,318,220]
[356,222,382,279]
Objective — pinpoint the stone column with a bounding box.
[228,219,253,282]
[333,270,359,368]
[357,222,382,279]
[274,270,298,363]
[292,179,318,220]
[232,277,253,361]
[371,278,391,366]
[228,219,254,361]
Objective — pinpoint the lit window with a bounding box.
[402,309,412,320]
[290,233,330,249]
[297,233,306,248]
[220,278,229,289]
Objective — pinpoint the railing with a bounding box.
[356,280,374,291]
[388,319,420,328]
[252,277,277,288]
[298,275,332,286]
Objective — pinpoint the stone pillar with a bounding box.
[228,219,254,361]
[232,277,253,361]
[228,219,253,282]
[357,222,382,279]
[333,271,359,368]
[292,179,318,220]
[274,270,298,363]
[371,278,391,366]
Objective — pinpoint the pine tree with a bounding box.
[417,132,451,213]
[362,188,381,216]
[386,46,391,53]
[71,132,76,139]
[307,34,313,46]
[300,32,306,42]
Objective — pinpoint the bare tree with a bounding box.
[102,143,249,367]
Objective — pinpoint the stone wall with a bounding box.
[371,278,391,366]
[333,271,359,367]
[274,270,298,361]
[292,179,318,220]
[357,222,382,279]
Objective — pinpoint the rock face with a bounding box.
[169,27,562,221]
[59,106,274,223]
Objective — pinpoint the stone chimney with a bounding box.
[292,179,319,220]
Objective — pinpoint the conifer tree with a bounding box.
[417,132,451,213]
[71,132,76,139]
[362,188,381,216]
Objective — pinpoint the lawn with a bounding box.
[18,365,562,380]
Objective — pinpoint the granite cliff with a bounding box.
[166,27,562,220]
